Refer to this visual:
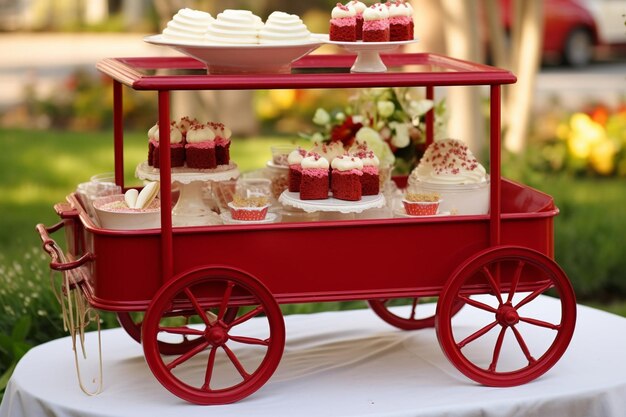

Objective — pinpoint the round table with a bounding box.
[2,296,626,417]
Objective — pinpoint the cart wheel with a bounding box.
[142,266,285,405]
[368,298,463,330]
[117,308,239,355]
[436,246,576,387]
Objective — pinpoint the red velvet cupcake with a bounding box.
[185,123,217,169]
[331,154,363,201]
[299,153,330,200]
[356,150,380,196]
[347,1,367,40]
[208,122,232,165]
[362,4,390,42]
[329,3,357,42]
[387,1,413,41]
[287,147,307,192]
[152,122,185,168]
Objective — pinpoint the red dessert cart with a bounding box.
[36,52,576,405]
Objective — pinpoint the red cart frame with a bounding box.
[37,53,576,404]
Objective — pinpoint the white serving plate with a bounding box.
[144,34,326,74]
[279,191,385,214]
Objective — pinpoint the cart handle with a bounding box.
[36,222,94,271]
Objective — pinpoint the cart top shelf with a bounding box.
[96,53,517,91]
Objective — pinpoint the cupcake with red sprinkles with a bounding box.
[299,152,330,200]
[331,154,363,201]
[387,0,413,41]
[347,0,367,39]
[208,122,232,165]
[287,147,307,192]
[329,3,357,42]
[362,4,390,42]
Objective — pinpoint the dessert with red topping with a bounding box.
[331,154,363,201]
[287,147,307,192]
[149,122,185,168]
[299,152,330,200]
[386,0,413,41]
[362,4,390,42]
[208,122,232,165]
[347,1,367,39]
[329,3,357,42]
[413,138,487,184]
[177,116,200,140]
[185,123,217,169]
[355,149,380,195]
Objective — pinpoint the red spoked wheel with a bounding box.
[368,298,464,330]
[117,308,239,355]
[436,246,576,386]
[142,266,285,404]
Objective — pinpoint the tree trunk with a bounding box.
[440,0,485,157]
[504,0,543,153]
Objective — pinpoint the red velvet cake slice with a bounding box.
[287,147,307,192]
[347,1,367,40]
[356,150,380,195]
[329,3,357,42]
[152,122,185,168]
[185,123,217,169]
[331,154,363,201]
[362,4,390,42]
[208,122,232,165]
[387,0,413,41]
[299,153,330,200]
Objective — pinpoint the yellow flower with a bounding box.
[567,113,605,159]
[589,140,617,175]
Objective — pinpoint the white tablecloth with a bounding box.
[2,296,626,417]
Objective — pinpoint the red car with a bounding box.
[499,0,625,66]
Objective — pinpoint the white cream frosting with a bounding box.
[388,2,412,18]
[359,151,380,167]
[186,124,215,144]
[207,122,232,139]
[331,4,356,19]
[301,153,330,169]
[312,141,344,163]
[288,148,306,165]
[331,155,363,171]
[205,9,263,45]
[364,5,389,21]
[414,139,487,184]
[148,123,159,139]
[347,1,367,14]
[259,11,312,44]
[155,124,183,144]
[162,8,213,43]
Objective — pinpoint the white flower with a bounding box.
[312,108,330,125]
[377,100,395,118]
[390,122,411,148]
[355,127,395,166]
[310,132,325,143]
[335,112,346,122]
[409,99,434,118]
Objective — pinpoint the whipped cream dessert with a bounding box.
[301,153,330,170]
[288,148,307,166]
[331,154,363,172]
[162,8,214,43]
[331,3,356,20]
[259,11,312,44]
[186,123,215,144]
[205,9,263,44]
[413,139,487,184]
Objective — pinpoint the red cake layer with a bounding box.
[362,28,389,42]
[215,141,230,165]
[288,165,303,192]
[185,145,217,169]
[361,171,379,196]
[390,23,412,41]
[300,169,329,200]
[330,22,357,42]
[356,15,364,40]
[153,143,185,168]
[331,170,362,201]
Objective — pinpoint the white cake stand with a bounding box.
[136,161,240,226]
[325,38,419,73]
[279,191,385,214]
